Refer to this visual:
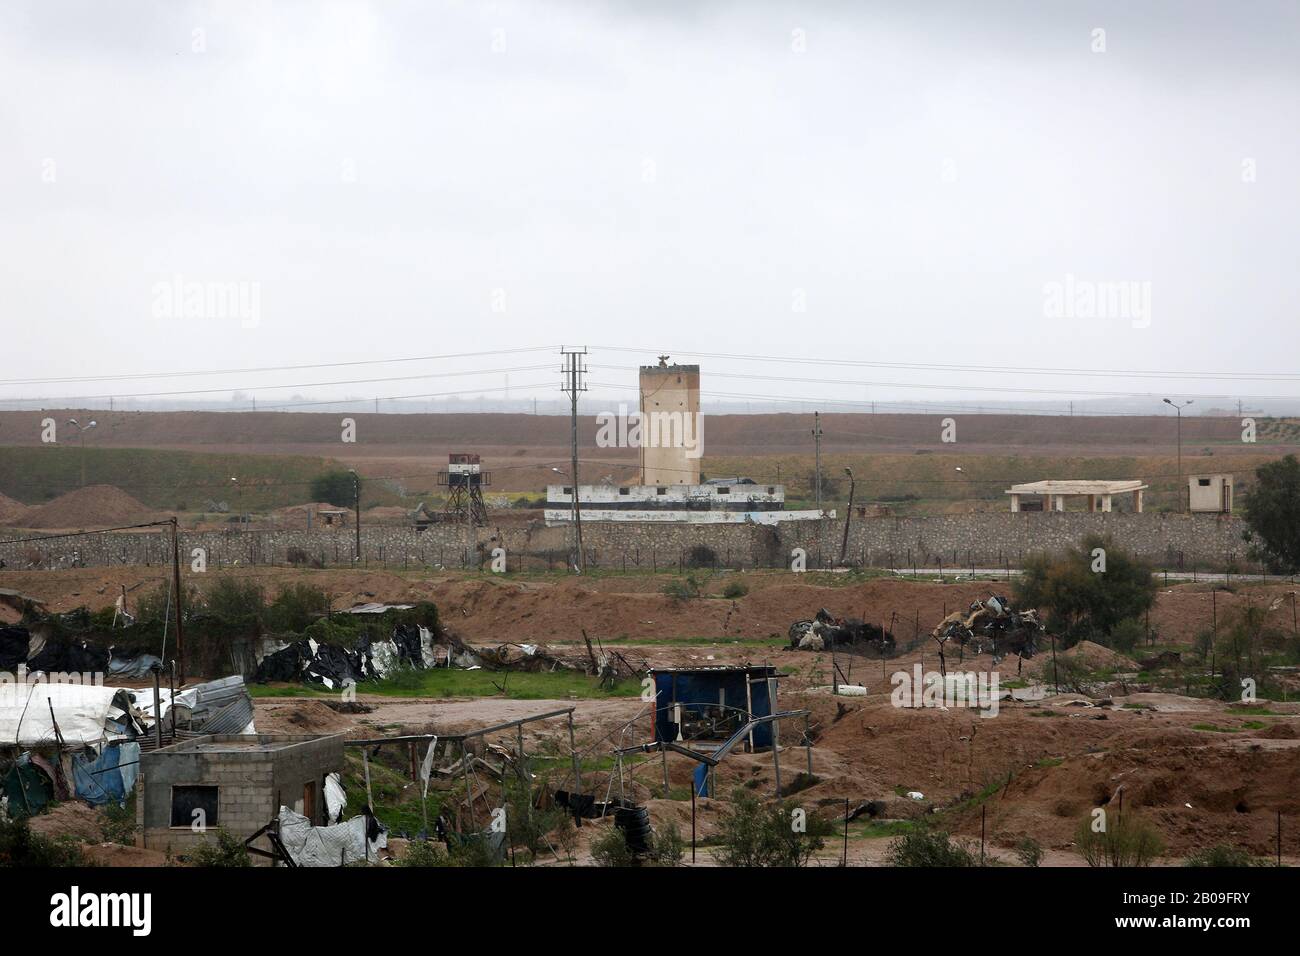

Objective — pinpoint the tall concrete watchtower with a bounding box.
[638,356,701,486]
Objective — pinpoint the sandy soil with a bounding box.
[8,562,1300,866]
[3,565,1297,652]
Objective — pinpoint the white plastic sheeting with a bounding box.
[277,807,385,867]
[0,682,136,747]
[324,772,347,823]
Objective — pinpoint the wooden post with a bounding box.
[568,712,582,795]
[170,518,186,684]
[770,679,781,797]
[691,784,696,863]
[516,724,527,783]
[980,804,986,865]
[661,745,670,798]
[152,667,163,750]
[461,742,475,828]
[843,797,849,866]
[804,714,813,778]
[362,748,374,809]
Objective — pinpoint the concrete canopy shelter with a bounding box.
[1005,479,1148,514]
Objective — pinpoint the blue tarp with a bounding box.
[693,763,709,798]
[73,741,139,807]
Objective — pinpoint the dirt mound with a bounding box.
[0,492,29,524]
[1026,640,1137,676]
[27,801,105,843]
[19,485,153,529]
[83,844,171,866]
[254,698,357,735]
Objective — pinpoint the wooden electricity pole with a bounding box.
[170,517,186,684]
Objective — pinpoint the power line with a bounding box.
[590,345,1300,383]
[0,346,558,388]
[10,365,556,404]
[590,368,1300,403]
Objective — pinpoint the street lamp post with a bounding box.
[1163,399,1194,512]
[66,418,97,487]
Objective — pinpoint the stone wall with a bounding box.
[4,511,1251,572]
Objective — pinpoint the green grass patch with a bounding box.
[0,444,403,511]
[341,750,438,838]
[858,819,920,839]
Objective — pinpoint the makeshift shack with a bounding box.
[136,733,345,863]
[648,665,778,750]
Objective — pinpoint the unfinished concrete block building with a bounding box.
[136,733,344,862]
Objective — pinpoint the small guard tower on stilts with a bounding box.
[439,453,490,526]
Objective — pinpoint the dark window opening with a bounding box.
[656,487,667,495]
[619,487,630,495]
[562,486,573,495]
[1198,478,1211,486]
[171,785,219,828]
[716,487,730,495]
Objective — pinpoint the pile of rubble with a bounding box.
[789,608,896,655]
[930,595,1043,663]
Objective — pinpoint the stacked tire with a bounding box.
[614,804,653,856]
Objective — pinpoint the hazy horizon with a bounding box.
[3,1,1297,414]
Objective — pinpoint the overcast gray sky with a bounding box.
[1,0,1296,412]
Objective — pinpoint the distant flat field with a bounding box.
[0,410,1295,511]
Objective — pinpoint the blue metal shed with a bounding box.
[649,665,779,750]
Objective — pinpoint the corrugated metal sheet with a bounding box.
[199,695,255,735]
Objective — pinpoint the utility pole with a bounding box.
[839,467,856,565]
[350,469,362,564]
[561,347,587,571]
[1163,398,1193,512]
[170,517,186,684]
[812,411,823,514]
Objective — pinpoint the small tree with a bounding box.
[591,827,635,867]
[1015,535,1156,647]
[187,827,252,867]
[1243,455,1300,571]
[650,822,685,866]
[0,815,86,866]
[1183,845,1258,867]
[312,469,360,508]
[885,828,979,867]
[1074,812,1164,867]
[715,791,832,867]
